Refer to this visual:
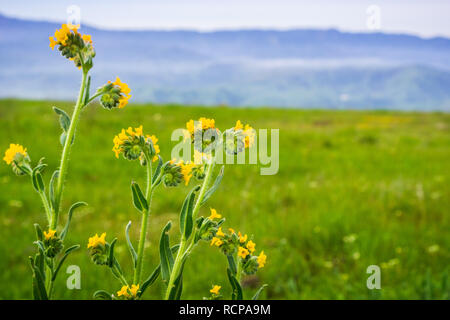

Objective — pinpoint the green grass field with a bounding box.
[0,99,448,300]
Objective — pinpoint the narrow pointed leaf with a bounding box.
[180,186,200,240]
[61,202,87,240]
[131,181,148,212]
[125,221,138,268]
[152,155,163,184]
[93,290,112,300]
[53,107,71,132]
[252,284,268,300]
[201,166,224,205]
[108,238,118,268]
[159,221,173,283]
[52,245,80,281]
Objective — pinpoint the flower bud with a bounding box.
[242,255,259,275]
[43,229,63,258]
[87,233,108,265]
[99,77,131,110]
[3,143,31,176]
[162,161,183,187]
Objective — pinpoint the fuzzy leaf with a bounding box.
[61,202,87,240]
[159,221,173,284]
[125,221,138,268]
[201,166,224,205]
[131,181,148,212]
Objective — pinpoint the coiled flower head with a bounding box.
[3,143,30,175]
[43,229,63,258]
[162,159,199,187]
[112,126,159,162]
[210,226,267,272]
[186,117,220,153]
[87,232,108,265]
[99,77,132,109]
[224,120,256,154]
[49,24,95,70]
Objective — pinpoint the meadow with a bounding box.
[0,99,448,300]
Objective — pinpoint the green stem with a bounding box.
[52,70,88,229]
[38,191,52,226]
[164,160,215,299]
[133,155,153,285]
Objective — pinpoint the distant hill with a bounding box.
[0,13,449,110]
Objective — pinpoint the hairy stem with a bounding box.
[52,70,88,229]
[133,155,153,285]
[164,160,215,299]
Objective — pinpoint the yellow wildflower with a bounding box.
[3,143,27,165]
[87,232,106,249]
[43,229,57,240]
[82,34,92,44]
[209,208,222,220]
[234,120,244,130]
[117,285,129,297]
[257,251,267,268]
[129,284,139,297]
[228,228,235,234]
[246,240,256,253]
[210,237,223,247]
[238,246,249,259]
[210,285,221,295]
[216,227,225,237]
[243,124,255,148]
[238,232,248,243]
[49,36,58,50]
[111,77,131,108]
[179,161,195,185]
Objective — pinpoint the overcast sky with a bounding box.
[1,0,449,38]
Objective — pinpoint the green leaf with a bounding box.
[93,290,113,300]
[125,221,138,268]
[227,268,243,300]
[167,254,187,300]
[201,166,224,205]
[227,255,237,275]
[108,238,118,268]
[159,221,173,284]
[53,107,71,132]
[152,155,163,184]
[139,244,179,298]
[29,257,48,300]
[138,266,160,298]
[34,223,43,241]
[83,76,91,106]
[52,245,80,281]
[180,186,200,240]
[61,201,87,240]
[252,284,268,300]
[131,181,148,212]
[31,168,45,193]
[49,170,59,210]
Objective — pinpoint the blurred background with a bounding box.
[0,0,449,299]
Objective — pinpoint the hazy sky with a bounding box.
[1,0,450,38]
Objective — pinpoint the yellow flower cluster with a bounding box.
[234,120,255,148]
[117,284,139,298]
[208,208,222,220]
[110,77,131,109]
[3,143,27,165]
[44,229,57,241]
[211,227,266,269]
[87,232,106,249]
[186,117,216,135]
[49,24,92,50]
[169,159,196,185]
[112,125,160,161]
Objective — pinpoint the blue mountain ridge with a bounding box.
[0,13,449,110]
